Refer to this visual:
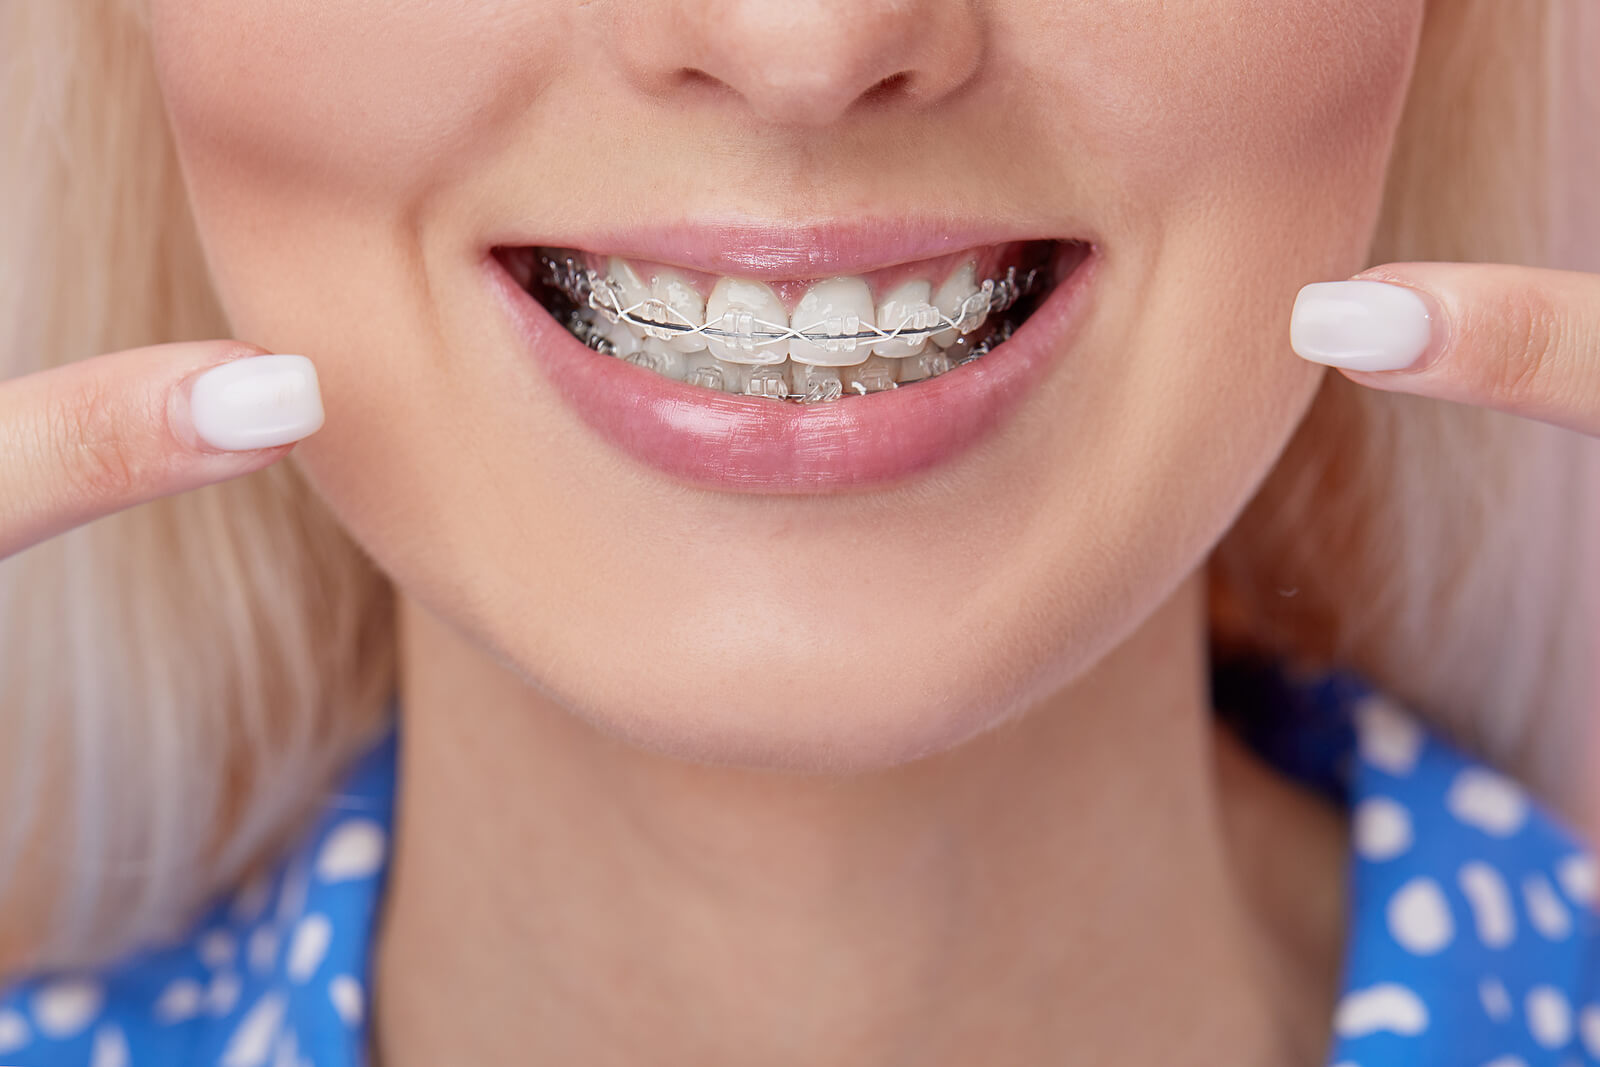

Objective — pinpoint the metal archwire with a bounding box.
[538,255,1044,354]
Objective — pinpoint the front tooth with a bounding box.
[639,269,708,353]
[605,257,652,338]
[788,277,876,367]
[705,277,788,365]
[872,279,936,359]
[932,262,984,347]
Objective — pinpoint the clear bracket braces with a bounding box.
[539,255,1042,349]
[535,253,1044,402]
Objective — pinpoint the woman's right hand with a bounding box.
[0,341,324,561]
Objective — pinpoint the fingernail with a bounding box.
[1289,280,1434,372]
[188,354,325,451]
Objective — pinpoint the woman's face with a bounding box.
[147,0,1424,769]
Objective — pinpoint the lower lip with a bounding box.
[486,247,1098,493]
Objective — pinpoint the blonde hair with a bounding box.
[1210,0,1600,818]
[1,0,1595,974]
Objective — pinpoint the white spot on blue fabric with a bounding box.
[287,914,333,983]
[271,1025,301,1067]
[1353,694,1423,775]
[0,1008,29,1051]
[1523,872,1574,941]
[329,975,364,1027]
[1334,983,1429,1037]
[1353,796,1412,860]
[1525,985,1573,1049]
[1579,1003,1600,1058]
[1446,767,1529,837]
[1556,853,1597,907]
[275,858,311,928]
[206,971,242,1016]
[31,978,103,1038]
[1459,862,1517,949]
[1387,877,1455,955]
[153,978,204,1024]
[90,1022,129,1067]
[316,820,387,883]
[1480,976,1513,1021]
[220,993,287,1067]
[199,929,238,969]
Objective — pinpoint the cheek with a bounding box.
[146,0,560,204]
[1014,0,1424,213]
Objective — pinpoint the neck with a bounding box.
[372,573,1346,1067]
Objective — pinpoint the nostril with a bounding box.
[674,67,731,97]
[860,72,913,106]
[668,65,912,124]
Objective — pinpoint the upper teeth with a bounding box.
[873,279,938,359]
[787,277,877,366]
[565,259,1024,369]
[705,277,788,365]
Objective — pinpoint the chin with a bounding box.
[447,562,1158,776]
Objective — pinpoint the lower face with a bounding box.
[148,0,1424,770]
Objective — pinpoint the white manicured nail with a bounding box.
[189,354,325,451]
[1290,280,1434,372]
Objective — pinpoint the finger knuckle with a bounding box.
[1479,293,1564,407]
[46,378,152,504]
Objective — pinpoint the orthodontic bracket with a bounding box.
[537,254,1044,351]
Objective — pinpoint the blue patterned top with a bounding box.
[0,654,1596,1066]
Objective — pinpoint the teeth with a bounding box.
[740,363,791,399]
[932,262,984,348]
[601,316,643,359]
[872,279,937,359]
[789,363,844,403]
[632,338,688,381]
[842,354,901,395]
[605,257,652,339]
[640,269,708,353]
[788,277,877,367]
[678,351,724,391]
[705,277,788,365]
[895,348,954,384]
[544,246,1048,403]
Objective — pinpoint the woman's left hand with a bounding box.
[1289,263,1600,438]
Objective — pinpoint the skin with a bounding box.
[6,0,1597,1063]
[146,0,1420,1063]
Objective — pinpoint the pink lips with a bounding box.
[485,230,1098,494]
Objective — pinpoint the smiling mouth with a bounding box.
[496,239,1086,404]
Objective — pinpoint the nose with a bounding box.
[608,0,983,128]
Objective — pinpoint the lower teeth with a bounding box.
[531,250,1049,404]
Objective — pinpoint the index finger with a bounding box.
[0,341,324,560]
[1288,263,1600,438]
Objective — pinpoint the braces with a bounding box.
[537,253,1044,351]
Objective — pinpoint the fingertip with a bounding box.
[1289,278,1438,374]
[176,353,326,454]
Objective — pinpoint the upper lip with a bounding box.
[488,217,1092,281]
